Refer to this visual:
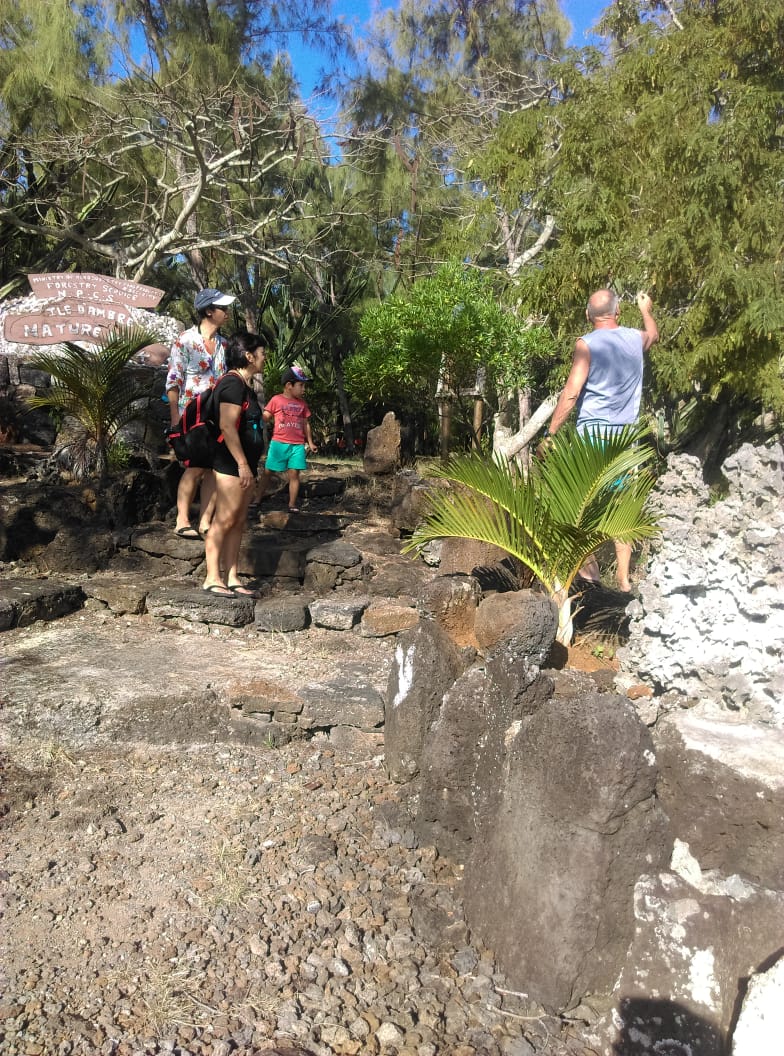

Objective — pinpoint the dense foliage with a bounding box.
[0,0,781,454]
[490,0,784,429]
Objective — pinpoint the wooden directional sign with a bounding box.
[2,272,165,346]
[27,272,163,308]
[3,302,142,344]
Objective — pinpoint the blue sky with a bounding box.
[322,0,607,43]
[560,0,607,43]
[288,1,607,99]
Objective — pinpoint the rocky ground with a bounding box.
[1,726,599,1056]
[0,459,618,1056]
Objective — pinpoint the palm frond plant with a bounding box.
[26,325,160,482]
[404,424,661,644]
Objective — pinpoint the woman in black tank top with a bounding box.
[203,332,266,598]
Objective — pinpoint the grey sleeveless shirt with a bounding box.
[575,326,644,427]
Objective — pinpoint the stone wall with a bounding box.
[382,473,784,1055]
[619,441,784,726]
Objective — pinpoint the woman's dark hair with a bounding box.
[224,330,263,369]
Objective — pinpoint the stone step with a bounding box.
[0,577,84,631]
[1,613,389,752]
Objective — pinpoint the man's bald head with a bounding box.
[586,289,620,323]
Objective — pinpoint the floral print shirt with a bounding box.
[165,325,227,412]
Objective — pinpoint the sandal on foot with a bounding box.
[202,583,234,596]
[228,584,261,598]
[175,525,202,539]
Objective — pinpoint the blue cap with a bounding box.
[194,288,236,311]
[281,365,311,385]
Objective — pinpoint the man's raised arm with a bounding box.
[636,292,658,352]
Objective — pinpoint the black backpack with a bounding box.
[166,387,218,468]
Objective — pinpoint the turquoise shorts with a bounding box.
[266,440,307,473]
[578,420,634,491]
[578,419,626,440]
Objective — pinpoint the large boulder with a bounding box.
[475,589,558,662]
[415,660,553,861]
[414,665,491,859]
[363,411,401,475]
[255,597,311,632]
[0,577,85,630]
[463,692,670,1011]
[414,598,556,860]
[732,954,784,1056]
[308,596,369,630]
[102,467,176,528]
[384,620,465,783]
[82,574,149,616]
[417,573,482,648]
[359,600,419,637]
[299,674,384,733]
[389,470,439,531]
[145,581,256,626]
[654,706,784,889]
[620,442,784,725]
[588,868,784,1056]
[43,523,115,573]
[438,537,511,577]
[0,481,101,563]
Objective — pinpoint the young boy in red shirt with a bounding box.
[257,365,317,513]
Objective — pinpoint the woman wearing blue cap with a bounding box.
[165,288,235,538]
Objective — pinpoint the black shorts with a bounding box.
[212,436,262,478]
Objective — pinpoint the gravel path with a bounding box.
[1,735,591,1056]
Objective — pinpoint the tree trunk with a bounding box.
[517,387,532,470]
[95,436,109,484]
[333,356,354,450]
[492,388,517,459]
[472,397,484,450]
[685,399,731,479]
[438,397,452,461]
[494,395,556,463]
[553,585,574,646]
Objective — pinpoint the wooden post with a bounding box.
[438,397,452,461]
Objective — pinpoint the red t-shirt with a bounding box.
[265,393,311,445]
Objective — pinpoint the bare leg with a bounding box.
[615,541,633,592]
[204,472,246,589]
[198,470,216,534]
[176,467,205,530]
[224,486,256,586]
[578,553,601,583]
[287,469,300,510]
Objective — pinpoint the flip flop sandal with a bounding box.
[202,583,234,596]
[175,526,202,539]
[228,584,261,598]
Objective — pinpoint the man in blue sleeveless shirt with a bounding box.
[545,289,658,592]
